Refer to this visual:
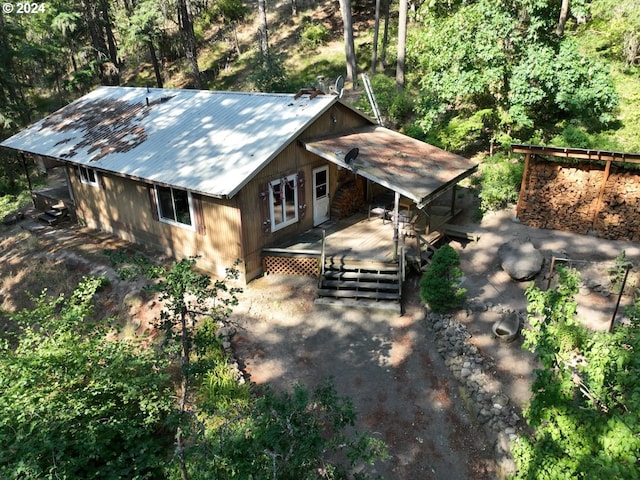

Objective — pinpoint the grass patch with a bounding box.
[0,191,32,219]
[609,66,640,152]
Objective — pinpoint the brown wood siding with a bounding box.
[70,170,244,281]
[238,104,371,281]
[68,102,371,283]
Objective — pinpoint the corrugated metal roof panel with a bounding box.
[1,87,337,197]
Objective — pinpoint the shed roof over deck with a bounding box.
[303,126,478,208]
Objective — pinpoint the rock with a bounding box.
[2,211,24,225]
[492,311,521,343]
[498,239,544,281]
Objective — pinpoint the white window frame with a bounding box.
[154,185,195,230]
[269,174,299,232]
[79,166,100,187]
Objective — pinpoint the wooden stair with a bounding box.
[315,258,402,312]
[38,205,68,225]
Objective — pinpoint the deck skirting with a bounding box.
[262,249,320,277]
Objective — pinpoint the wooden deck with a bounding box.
[267,213,397,262]
[265,205,460,263]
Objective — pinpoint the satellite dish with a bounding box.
[344,147,359,165]
[334,75,344,98]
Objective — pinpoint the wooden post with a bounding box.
[450,184,457,217]
[20,152,35,207]
[393,190,400,260]
[319,229,326,287]
[546,256,557,290]
[608,264,631,333]
[591,158,611,232]
[515,153,531,218]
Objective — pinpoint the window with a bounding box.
[269,174,298,231]
[155,185,193,228]
[79,166,99,187]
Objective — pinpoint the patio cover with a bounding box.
[303,125,478,208]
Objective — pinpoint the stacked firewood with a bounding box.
[595,171,640,241]
[518,161,640,241]
[330,180,365,219]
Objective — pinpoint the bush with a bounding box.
[248,53,291,92]
[420,244,466,312]
[300,23,331,50]
[425,108,496,152]
[478,153,524,212]
[355,74,415,127]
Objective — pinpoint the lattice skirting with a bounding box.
[263,255,319,277]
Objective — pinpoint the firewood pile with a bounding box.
[517,160,640,241]
[331,179,365,219]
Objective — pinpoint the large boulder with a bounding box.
[498,239,544,281]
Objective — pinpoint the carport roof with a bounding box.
[303,126,478,208]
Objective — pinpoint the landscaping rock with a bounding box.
[425,310,524,478]
[2,211,24,225]
[498,239,544,281]
[492,311,521,343]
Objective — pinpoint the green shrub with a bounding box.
[300,23,331,50]
[355,74,415,127]
[420,244,466,312]
[478,153,524,212]
[426,108,496,152]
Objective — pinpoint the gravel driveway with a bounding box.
[231,275,497,479]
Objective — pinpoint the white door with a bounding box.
[312,166,330,226]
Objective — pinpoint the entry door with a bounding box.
[312,166,330,226]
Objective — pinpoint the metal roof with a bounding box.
[0,87,338,198]
[303,126,478,208]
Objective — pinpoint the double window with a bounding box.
[155,185,193,228]
[269,174,298,231]
[79,166,99,187]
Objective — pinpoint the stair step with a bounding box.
[324,258,398,271]
[38,213,62,225]
[322,271,399,281]
[324,263,399,273]
[45,208,67,217]
[320,279,400,291]
[317,288,400,301]
[314,297,401,313]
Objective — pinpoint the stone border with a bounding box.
[425,308,525,477]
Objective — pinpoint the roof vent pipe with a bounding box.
[146,97,150,107]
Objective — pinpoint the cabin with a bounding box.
[1,86,477,308]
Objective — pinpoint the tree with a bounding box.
[419,244,466,312]
[371,0,381,74]
[215,0,249,56]
[395,0,407,88]
[257,0,269,60]
[177,0,201,88]
[338,0,357,87]
[513,267,640,479]
[407,0,618,141]
[0,277,175,479]
[590,0,640,67]
[105,253,387,478]
[206,380,388,479]
[119,0,167,88]
[144,258,241,480]
[556,0,571,36]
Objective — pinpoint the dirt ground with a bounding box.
[231,275,498,479]
[230,204,640,479]
[2,202,639,479]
